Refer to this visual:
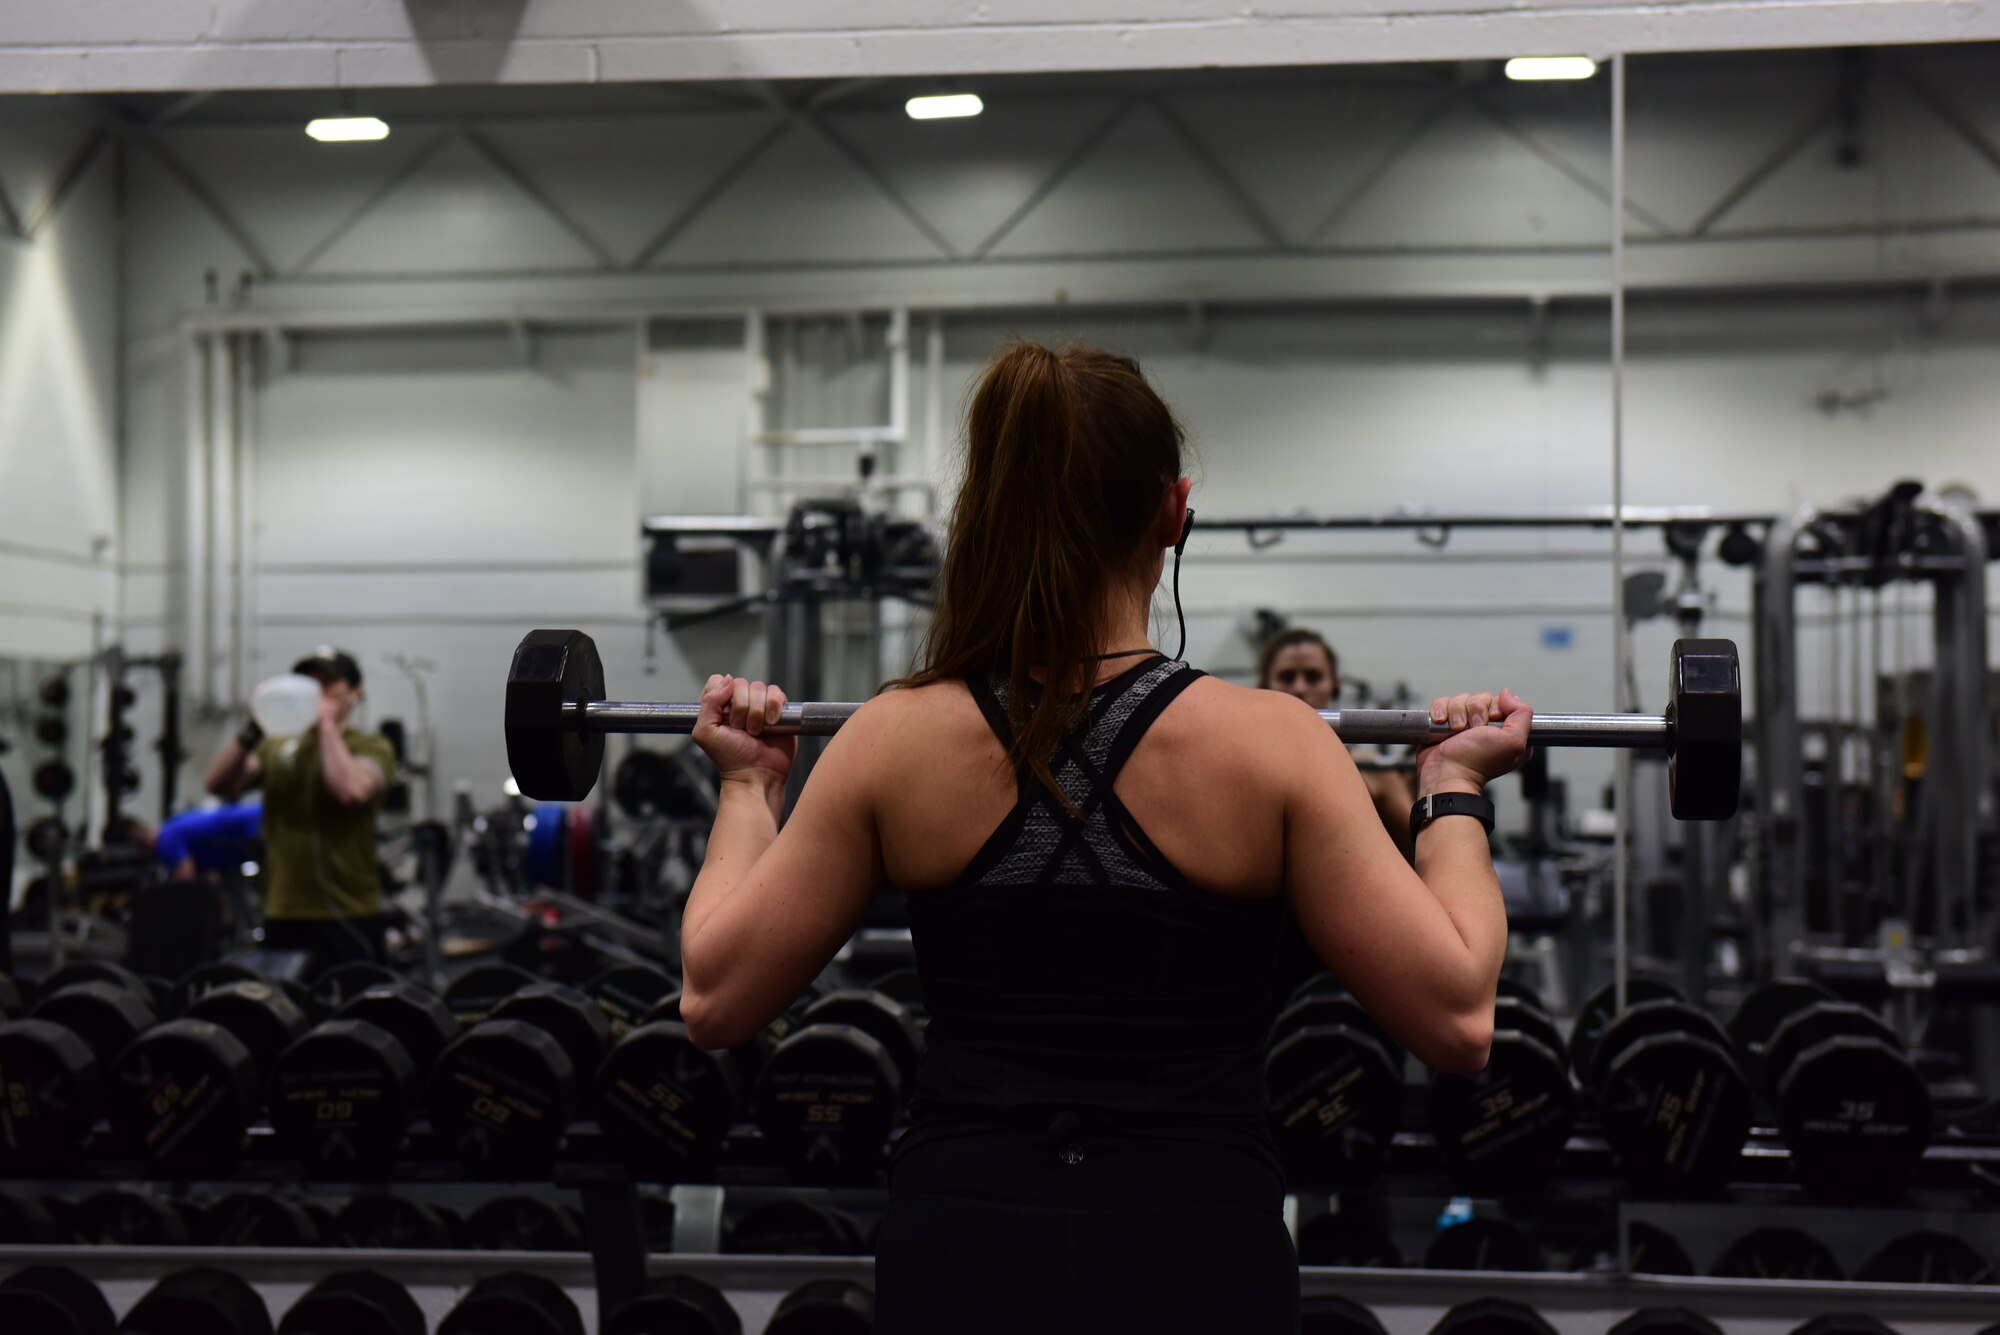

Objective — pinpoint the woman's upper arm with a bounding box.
[687,702,889,1026]
[1276,699,1482,1063]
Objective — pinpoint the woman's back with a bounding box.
[880,656,1293,1162]
[674,339,1522,1334]
[873,667,1294,900]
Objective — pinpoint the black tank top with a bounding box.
[898,655,1283,1172]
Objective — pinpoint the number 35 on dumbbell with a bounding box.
[504,630,1743,820]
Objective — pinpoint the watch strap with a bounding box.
[1411,791,1495,840]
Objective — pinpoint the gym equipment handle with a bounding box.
[576,700,1669,748]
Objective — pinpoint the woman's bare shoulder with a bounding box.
[1176,674,1327,736]
[841,679,987,749]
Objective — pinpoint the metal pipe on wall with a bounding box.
[235,332,258,705]
[1611,52,1631,1011]
[182,333,212,712]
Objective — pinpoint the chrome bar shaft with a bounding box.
[577,700,1668,748]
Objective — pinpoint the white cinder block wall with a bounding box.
[0,101,121,845]
[8,47,2000,836]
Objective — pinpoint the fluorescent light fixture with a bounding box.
[905,93,983,121]
[1504,56,1598,81]
[306,116,390,142]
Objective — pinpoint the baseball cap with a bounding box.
[292,646,363,688]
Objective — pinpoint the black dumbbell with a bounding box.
[1423,1217,1541,1272]
[766,1281,874,1335]
[1710,1225,1844,1281]
[33,978,159,1068]
[430,980,609,1174]
[0,1266,116,1335]
[198,1193,325,1246]
[120,1267,272,1335]
[467,1195,587,1251]
[279,1272,426,1335]
[1428,994,1576,1195]
[594,1014,745,1180]
[1568,978,1685,1081]
[1743,991,1933,1199]
[605,1276,741,1335]
[1726,978,1836,1087]
[1790,1320,1897,1335]
[38,960,171,1017]
[1611,1311,1724,1335]
[183,979,311,1081]
[336,1193,464,1249]
[268,979,456,1173]
[2,976,162,1167]
[1854,1230,1997,1285]
[0,1188,63,1242]
[67,1190,191,1245]
[1430,1298,1556,1335]
[1624,1222,1696,1276]
[653,986,817,1088]
[175,961,266,1014]
[442,964,542,1028]
[2,975,160,1159]
[871,967,926,1018]
[727,1199,869,1256]
[752,988,923,1184]
[1302,1296,1387,1335]
[438,1273,583,1335]
[309,962,400,1015]
[104,979,306,1173]
[1582,998,1751,1193]
[1264,983,1404,1188]
[583,963,678,1040]
[0,1020,104,1166]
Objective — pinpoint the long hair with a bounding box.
[895,341,1184,798]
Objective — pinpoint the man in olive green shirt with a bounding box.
[205,647,398,970]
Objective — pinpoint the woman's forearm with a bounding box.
[1411,777,1508,1008]
[682,771,786,967]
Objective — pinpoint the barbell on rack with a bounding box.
[504,630,1742,820]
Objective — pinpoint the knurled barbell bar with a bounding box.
[505,629,1742,820]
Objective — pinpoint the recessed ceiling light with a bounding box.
[1504,56,1598,81]
[305,116,390,142]
[905,93,983,121]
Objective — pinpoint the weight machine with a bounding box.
[1752,482,1999,1084]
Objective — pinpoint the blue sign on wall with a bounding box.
[1541,626,1574,650]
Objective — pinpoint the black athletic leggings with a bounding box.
[876,1129,1299,1335]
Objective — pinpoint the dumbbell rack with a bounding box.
[12,1126,2000,1333]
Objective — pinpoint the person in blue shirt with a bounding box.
[154,801,262,880]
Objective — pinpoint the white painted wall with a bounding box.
[937,302,2000,822]
[4,0,2000,94]
[0,101,121,860]
[74,47,2000,826]
[0,103,119,660]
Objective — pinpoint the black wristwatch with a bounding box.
[1410,791,1495,840]
[236,720,265,752]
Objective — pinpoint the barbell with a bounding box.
[504,630,1742,820]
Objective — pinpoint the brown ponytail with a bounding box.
[894,341,1184,800]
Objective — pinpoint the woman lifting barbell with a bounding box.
[676,342,1529,1333]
